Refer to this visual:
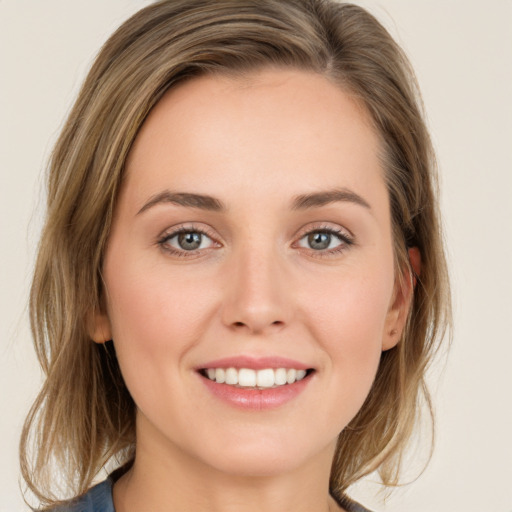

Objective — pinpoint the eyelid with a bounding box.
[293,222,354,242]
[155,221,354,258]
[292,222,355,256]
[157,223,222,256]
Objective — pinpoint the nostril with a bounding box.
[228,318,286,333]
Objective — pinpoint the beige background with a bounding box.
[1,1,511,510]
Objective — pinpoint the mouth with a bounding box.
[198,367,315,389]
[196,356,316,409]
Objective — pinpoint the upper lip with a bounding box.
[196,355,312,371]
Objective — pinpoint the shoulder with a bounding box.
[48,479,114,512]
[344,503,375,512]
[336,494,375,512]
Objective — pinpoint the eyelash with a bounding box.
[157,224,354,258]
[295,225,354,258]
[157,225,219,258]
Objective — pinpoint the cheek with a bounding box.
[305,266,393,347]
[106,257,214,341]
[102,257,218,396]
[300,262,394,410]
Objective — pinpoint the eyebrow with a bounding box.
[291,188,371,211]
[137,191,225,215]
[137,187,371,216]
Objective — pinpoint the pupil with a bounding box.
[308,232,330,250]
[178,232,201,250]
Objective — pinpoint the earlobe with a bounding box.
[88,310,112,344]
[382,247,421,351]
[382,308,403,351]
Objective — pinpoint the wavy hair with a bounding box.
[20,0,451,507]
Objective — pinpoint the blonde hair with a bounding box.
[21,0,451,507]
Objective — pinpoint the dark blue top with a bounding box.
[49,477,372,512]
[50,479,114,512]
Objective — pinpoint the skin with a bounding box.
[92,68,413,512]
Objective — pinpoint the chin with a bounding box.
[197,431,335,479]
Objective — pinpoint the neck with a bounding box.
[113,418,342,512]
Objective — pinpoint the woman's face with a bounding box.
[94,69,410,477]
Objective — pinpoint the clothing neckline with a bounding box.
[69,473,373,512]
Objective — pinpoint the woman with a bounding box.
[20,1,451,511]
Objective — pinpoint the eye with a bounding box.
[158,228,217,254]
[296,227,353,254]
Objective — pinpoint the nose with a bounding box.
[221,245,292,335]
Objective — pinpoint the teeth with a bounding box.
[205,367,309,388]
[238,368,256,387]
[256,368,274,387]
[225,367,238,385]
[215,368,226,384]
[275,368,287,385]
[296,369,307,381]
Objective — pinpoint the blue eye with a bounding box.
[297,229,351,252]
[160,230,215,252]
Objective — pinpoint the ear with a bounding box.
[87,308,112,344]
[382,247,421,351]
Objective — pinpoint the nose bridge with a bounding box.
[222,235,290,334]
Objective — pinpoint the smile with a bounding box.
[197,357,315,409]
[202,367,309,388]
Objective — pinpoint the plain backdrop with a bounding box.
[1,1,511,511]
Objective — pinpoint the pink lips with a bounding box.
[197,355,310,371]
[197,356,313,410]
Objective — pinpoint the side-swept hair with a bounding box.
[21,0,451,507]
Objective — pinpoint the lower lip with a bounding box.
[200,374,312,410]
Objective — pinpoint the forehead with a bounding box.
[123,68,384,210]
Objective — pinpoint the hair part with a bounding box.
[21,0,451,507]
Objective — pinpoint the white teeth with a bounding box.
[296,369,307,381]
[286,368,296,384]
[238,368,256,387]
[274,368,287,385]
[256,368,275,388]
[215,368,226,384]
[204,367,309,388]
[225,367,238,385]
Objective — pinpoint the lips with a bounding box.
[196,356,315,409]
